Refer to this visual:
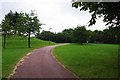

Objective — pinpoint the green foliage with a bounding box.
[72,1,120,27]
[102,27,120,44]
[62,29,75,42]
[73,26,89,44]
[1,16,11,48]
[36,31,54,41]
[36,25,120,44]
[89,30,103,43]
[16,12,26,35]
[2,35,55,78]
[1,10,41,36]
[36,29,75,43]
[54,44,118,78]
[1,16,11,32]
[37,26,91,44]
[1,10,42,48]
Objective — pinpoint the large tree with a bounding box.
[1,10,41,48]
[16,12,26,36]
[23,11,41,48]
[73,26,89,44]
[1,16,11,48]
[72,1,120,27]
[62,28,75,43]
[37,30,55,41]
[89,30,103,43]
[5,10,20,34]
[102,26,120,44]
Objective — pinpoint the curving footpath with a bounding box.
[9,44,78,79]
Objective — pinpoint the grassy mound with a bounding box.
[54,43,118,78]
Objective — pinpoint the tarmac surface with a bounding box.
[9,44,77,79]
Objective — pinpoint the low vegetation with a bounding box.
[54,43,118,78]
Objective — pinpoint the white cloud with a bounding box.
[0,0,108,32]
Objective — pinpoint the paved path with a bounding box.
[9,44,77,78]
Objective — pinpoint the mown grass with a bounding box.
[0,36,2,78]
[2,35,55,78]
[53,43,118,78]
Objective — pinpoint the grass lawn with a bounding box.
[0,36,2,78]
[53,43,118,78]
[2,35,55,78]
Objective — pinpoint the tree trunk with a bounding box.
[80,41,83,45]
[3,31,6,48]
[80,43,83,45]
[49,34,50,45]
[28,29,30,48]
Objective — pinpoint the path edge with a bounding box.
[8,43,79,79]
[7,46,46,80]
[51,43,79,78]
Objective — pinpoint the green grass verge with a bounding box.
[0,35,2,78]
[53,43,118,78]
[2,35,55,78]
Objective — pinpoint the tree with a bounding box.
[24,10,41,48]
[55,33,65,43]
[16,12,26,36]
[89,30,103,43]
[73,26,89,45]
[1,16,11,48]
[1,10,42,48]
[37,31,53,41]
[72,1,120,27]
[62,28,75,43]
[102,26,120,44]
[5,10,20,34]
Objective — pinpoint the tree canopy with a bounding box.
[1,10,41,48]
[36,25,119,44]
[72,1,120,27]
[73,26,89,44]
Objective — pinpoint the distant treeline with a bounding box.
[36,26,120,44]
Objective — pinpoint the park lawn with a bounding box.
[0,36,2,78]
[53,43,118,78]
[2,35,55,78]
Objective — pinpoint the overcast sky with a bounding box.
[0,0,109,33]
